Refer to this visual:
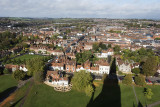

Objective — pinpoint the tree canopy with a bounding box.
[71,70,93,91]
[142,56,159,76]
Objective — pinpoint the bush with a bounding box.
[132,68,140,74]
[118,71,124,75]
[144,88,153,99]
[3,68,10,74]
[85,85,94,97]
[135,75,146,86]
[122,74,132,85]
[13,70,26,80]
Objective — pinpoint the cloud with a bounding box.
[0,0,160,19]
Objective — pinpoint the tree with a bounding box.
[13,70,26,80]
[34,71,44,83]
[113,45,121,53]
[135,75,146,86]
[132,68,140,74]
[144,88,153,99]
[63,35,67,40]
[71,70,93,91]
[102,74,108,82]
[26,57,45,76]
[3,68,10,74]
[122,74,132,85]
[142,56,158,76]
[85,84,94,97]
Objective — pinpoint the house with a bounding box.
[19,65,28,72]
[5,64,19,72]
[84,43,93,50]
[84,60,91,70]
[95,48,114,58]
[49,50,64,56]
[76,65,86,72]
[99,62,110,74]
[117,60,131,73]
[65,60,76,72]
[157,66,160,73]
[50,62,64,71]
[90,66,99,74]
[46,70,69,86]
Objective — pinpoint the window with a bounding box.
[67,68,69,70]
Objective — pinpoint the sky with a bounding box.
[0,0,160,19]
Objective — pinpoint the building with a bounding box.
[50,62,64,71]
[46,70,69,86]
[65,61,76,72]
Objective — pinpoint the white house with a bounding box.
[50,63,64,71]
[95,48,114,58]
[19,65,28,72]
[117,60,131,73]
[99,63,110,74]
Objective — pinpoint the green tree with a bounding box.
[71,70,93,91]
[113,45,121,53]
[122,74,132,85]
[13,70,26,80]
[132,68,140,74]
[135,75,146,86]
[34,71,44,83]
[26,57,45,76]
[3,68,10,74]
[142,56,158,76]
[144,88,153,99]
[85,84,94,97]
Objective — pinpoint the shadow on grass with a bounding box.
[0,86,17,103]
[10,96,24,107]
[87,58,121,107]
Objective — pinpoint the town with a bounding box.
[0,17,160,107]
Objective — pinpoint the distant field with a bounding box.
[13,54,46,61]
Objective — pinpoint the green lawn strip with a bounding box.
[120,84,138,107]
[134,85,160,106]
[0,75,17,94]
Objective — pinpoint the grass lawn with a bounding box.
[2,78,160,107]
[12,54,46,61]
[134,85,160,106]
[0,75,18,103]
[0,75,17,94]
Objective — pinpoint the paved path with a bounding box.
[132,85,138,105]
[147,101,160,107]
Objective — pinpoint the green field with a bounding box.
[13,54,46,61]
[1,77,160,107]
[0,75,18,102]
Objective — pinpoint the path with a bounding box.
[19,79,34,107]
[132,85,138,105]
[147,101,160,107]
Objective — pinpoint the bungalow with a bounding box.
[19,65,28,72]
[5,64,19,72]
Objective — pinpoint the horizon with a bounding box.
[0,0,160,19]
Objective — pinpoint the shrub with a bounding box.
[122,74,132,85]
[144,88,153,99]
[85,85,94,97]
[13,70,26,80]
[3,68,10,74]
[135,75,146,86]
[132,68,140,74]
